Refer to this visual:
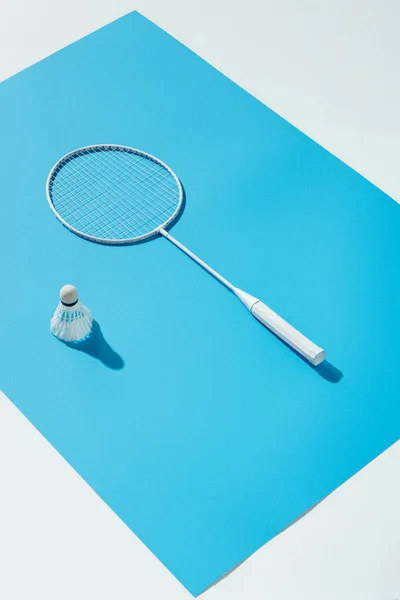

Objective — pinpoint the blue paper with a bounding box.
[0,12,398,595]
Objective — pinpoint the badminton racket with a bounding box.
[46,144,326,365]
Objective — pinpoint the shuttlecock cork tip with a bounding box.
[60,284,79,306]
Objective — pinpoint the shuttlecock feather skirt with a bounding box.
[50,300,93,342]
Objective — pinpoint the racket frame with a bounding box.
[46,144,184,245]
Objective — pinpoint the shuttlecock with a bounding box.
[51,284,93,342]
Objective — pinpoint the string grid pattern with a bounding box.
[48,146,181,242]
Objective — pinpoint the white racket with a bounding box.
[46,144,326,365]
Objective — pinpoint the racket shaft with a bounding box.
[251,300,326,365]
[160,229,325,365]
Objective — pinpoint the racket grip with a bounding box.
[250,299,326,366]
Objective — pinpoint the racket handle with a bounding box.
[235,289,326,366]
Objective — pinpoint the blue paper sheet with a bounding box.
[0,12,398,595]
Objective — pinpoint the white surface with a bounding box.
[0,1,399,598]
[203,442,400,600]
[0,392,191,600]
[1,0,400,202]
[1,390,399,600]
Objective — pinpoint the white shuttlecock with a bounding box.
[50,284,93,342]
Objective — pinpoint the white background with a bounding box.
[0,1,399,598]
[1,0,400,203]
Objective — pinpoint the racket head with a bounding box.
[46,144,184,245]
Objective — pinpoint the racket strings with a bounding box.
[53,153,174,236]
[49,146,181,241]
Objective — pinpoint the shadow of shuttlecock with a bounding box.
[63,320,124,370]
